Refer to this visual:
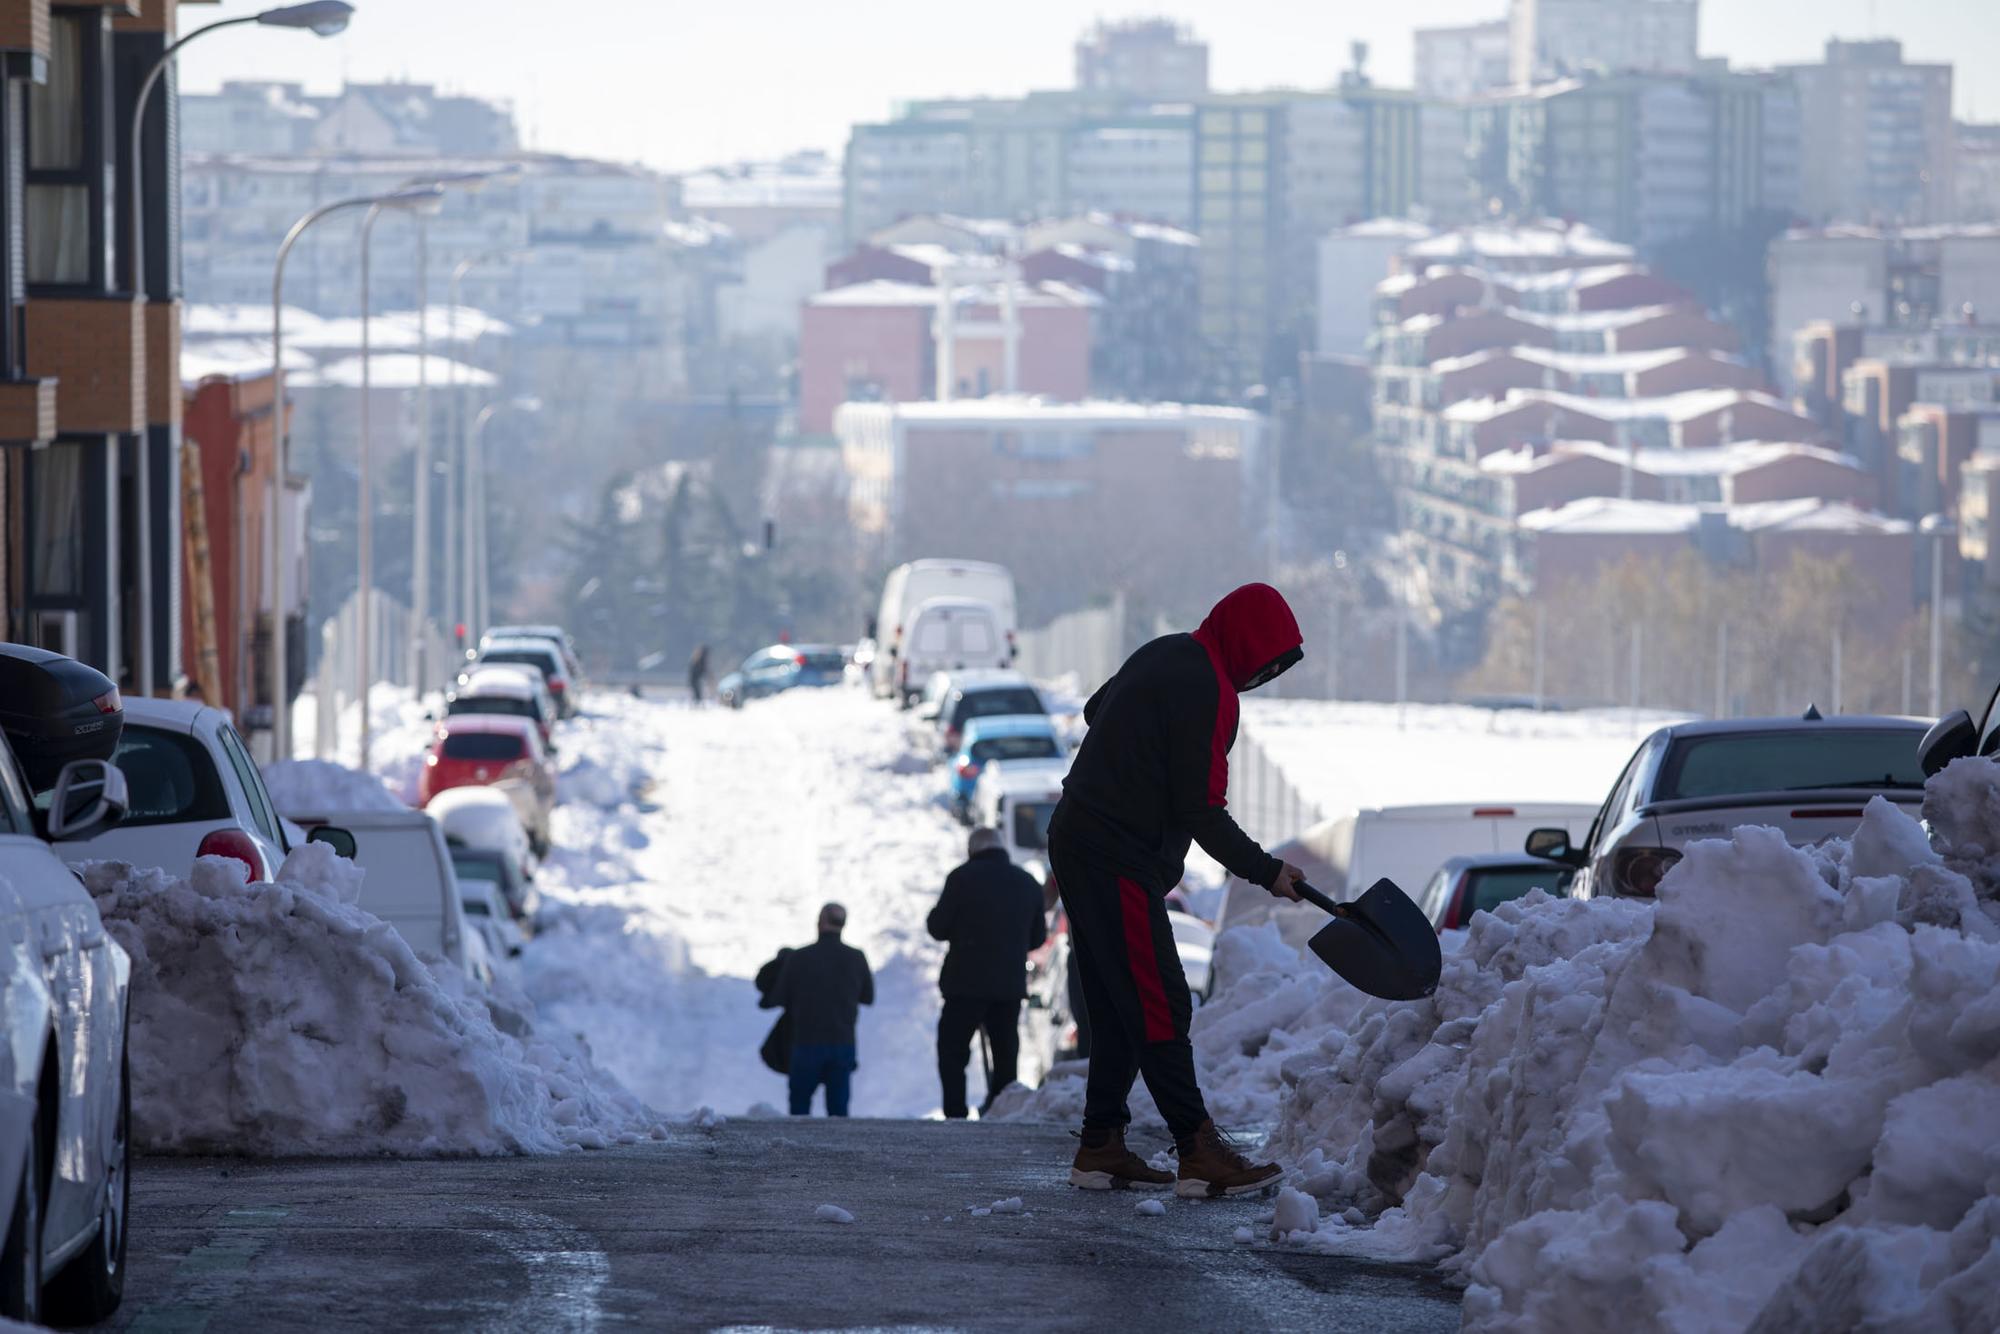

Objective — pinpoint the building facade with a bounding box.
[1074,19,1207,101]
[1783,40,1955,227]
[1509,0,1700,86]
[1415,21,1512,102]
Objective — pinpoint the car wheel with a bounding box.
[42,1043,128,1325]
[0,1097,43,1324]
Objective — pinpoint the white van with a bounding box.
[1214,802,1598,961]
[871,560,1017,700]
[290,808,473,980]
[972,760,1067,885]
[895,598,1010,704]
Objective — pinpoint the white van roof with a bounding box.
[902,558,1011,577]
[981,761,1067,796]
[909,595,1001,617]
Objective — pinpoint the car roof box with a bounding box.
[0,642,124,789]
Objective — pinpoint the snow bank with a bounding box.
[83,843,668,1156]
[262,758,406,816]
[1213,759,2000,1331]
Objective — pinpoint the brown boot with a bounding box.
[1069,1127,1174,1191]
[1173,1121,1281,1199]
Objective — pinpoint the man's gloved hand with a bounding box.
[1267,861,1304,902]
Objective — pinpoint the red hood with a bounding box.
[1191,583,1302,691]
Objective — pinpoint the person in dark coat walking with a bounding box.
[1050,582,1305,1198]
[688,644,710,706]
[759,903,874,1116]
[927,827,1048,1118]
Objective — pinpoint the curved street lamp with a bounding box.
[465,398,542,644]
[268,185,442,763]
[443,247,529,642]
[123,1,353,699]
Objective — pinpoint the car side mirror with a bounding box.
[1525,827,1585,868]
[46,759,128,841]
[308,825,358,859]
[1918,708,1978,777]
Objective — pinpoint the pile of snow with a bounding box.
[1203,759,2000,1331]
[83,842,669,1156]
[295,684,438,804]
[262,758,406,816]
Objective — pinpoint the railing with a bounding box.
[1225,724,1326,850]
[1015,592,1128,696]
[310,589,453,758]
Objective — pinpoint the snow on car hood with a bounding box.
[1156,756,2000,1331]
[80,841,668,1156]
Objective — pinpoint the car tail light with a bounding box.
[794,653,808,668]
[1611,847,1681,897]
[549,679,566,694]
[93,688,122,714]
[957,761,981,780]
[197,828,265,882]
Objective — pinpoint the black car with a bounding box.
[1416,853,1572,932]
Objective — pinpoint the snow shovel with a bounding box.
[1294,877,1441,1001]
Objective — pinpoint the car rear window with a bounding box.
[449,696,534,719]
[111,726,231,825]
[442,732,526,762]
[953,689,1043,727]
[1468,867,1565,915]
[1656,729,1926,800]
[1011,799,1056,850]
[482,649,558,677]
[801,651,845,671]
[451,848,506,882]
[972,735,1060,763]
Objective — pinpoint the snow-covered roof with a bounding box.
[1518,497,1706,535]
[1333,217,1435,240]
[677,158,841,212]
[1443,387,1798,427]
[180,339,315,385]
[1430,345,1717,378]
[290,354,499,389]
[1404,224,1633,264]
[1505,304,1702,333]
[808,278,1100,310]
[1495,263,1651,294]
[1728,498,1913,535]
[185,303,324,339]
[839,396,1261,430]
[1483,440,1866,479]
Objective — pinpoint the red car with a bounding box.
[419,716,556,854]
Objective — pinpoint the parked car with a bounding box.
[54,697,294,883]
[466,638,575,718]
[893,598,1011,707]
[972,761,1066,885]
[928,670,1048,757]
[946,716,1064,821]
[1215,801,1597,956]
[448,840,540,927]
[482,625,582,683]
[458,877,526,964]
[429,786,539,920]
[1416,854,1572,932]
[285,810,474,981]
[420,718,555,856]
[0,649,134,1323]
[1168,910,1217,999]
[445,665,556,748]
[870,559,1017,701]
[1919,679,2000,775]
[718,644,846,708]
[1526,713,1931,900]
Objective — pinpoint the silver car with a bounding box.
[1527,713,1930,899]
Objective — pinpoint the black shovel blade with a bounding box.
[1307,877,1442,1001]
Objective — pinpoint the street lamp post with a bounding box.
[466,398,540,643]
[123,0,353,699]
[269,185,440,764]
[445,249,528,645]
[1921,513,1956,717]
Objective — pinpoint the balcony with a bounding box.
[0,0,49,70]
[25,297,146,436]
[0,378,57,446]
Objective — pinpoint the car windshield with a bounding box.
[1656,729,1926,800]
[1469,867,1566,915]
[1012,800,1056,850]
[442,732,526,761]
[954,689,1044,726]
[972,735,1060,763]
[110,726,232,826]
[451,848,507,882]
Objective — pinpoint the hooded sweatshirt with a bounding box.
[1055,583,1303,891]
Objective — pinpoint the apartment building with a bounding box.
[1783,40,1955,227]
[1,0,199,700]
[1415,21,1512,101]
[1510,0,1700,86]
[1075,18,1207,101]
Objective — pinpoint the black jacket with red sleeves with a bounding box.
[1054,584,1302,893]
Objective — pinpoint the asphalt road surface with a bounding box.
[106,1118,1462,1333]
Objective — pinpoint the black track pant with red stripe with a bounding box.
[1050,831,1209,1140]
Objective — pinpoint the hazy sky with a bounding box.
[177,1,1999,172]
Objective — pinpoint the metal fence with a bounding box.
[312,589,452,758]
[1225,725,1327,850]
[1015,593,1128,695]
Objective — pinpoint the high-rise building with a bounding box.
[1510,0,1700,86]
[1958,123,2000,224]
[1074,19,1208,101]
[181,79,520,158]
[1783,40,1954,226]
[1415,20,1513,101]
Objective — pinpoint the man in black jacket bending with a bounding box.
[1051,582,1305,1197]
[928,827,1048,1118]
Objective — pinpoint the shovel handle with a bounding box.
[1292,879,1346,918]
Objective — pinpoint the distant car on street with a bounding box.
[445,665,556,748]
[1416,853,1572,931]
[58,697,296,883]
[895,599,1011,707]
[1527,713,1931,899]
[718,644,846,708]
[420,717,555,855]
[972,761,1065,885]
[284,809,475,982]
[945,716,1064,822]
[465,638,575,718]
[482,625,582,683]
[869,560,1018,702]
[928,671,1047,758]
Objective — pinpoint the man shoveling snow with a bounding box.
[1051,582,1307,1198]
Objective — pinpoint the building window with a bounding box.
[29,442,85,598]
[27,11,95,286]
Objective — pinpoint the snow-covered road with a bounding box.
[520,687,1006,1118]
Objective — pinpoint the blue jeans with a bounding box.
[789,1043,856,1116]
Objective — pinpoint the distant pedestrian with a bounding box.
[688,644,710,706]
[927,828,1047,1118]
[759,903,874,1116]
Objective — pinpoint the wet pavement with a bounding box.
[108,1117,1461,1333]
